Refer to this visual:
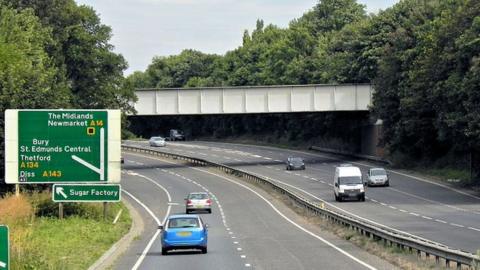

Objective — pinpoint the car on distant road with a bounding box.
[367,168,389,187]
[185,192,212,214]
[168,129,185,141]
[334,166,366,202]
[149,136,166,147]
[286,157,305,170]
[160,214,208,255]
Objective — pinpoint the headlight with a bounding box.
[360,187,364,192]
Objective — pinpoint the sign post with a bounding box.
[0,225,9,270]
[52,184,121,202]
[4,109,121,184]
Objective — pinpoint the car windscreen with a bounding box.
[339,176,362,185]
[168,218,199,228]
[289,158,303,164]
[371,169,386,176]
[189,193,208,200]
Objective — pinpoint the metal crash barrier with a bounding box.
[122,145,479,269]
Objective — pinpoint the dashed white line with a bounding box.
[389,206,397,210]
[399,209,408,213]
[410,212,420,216]
[450,223,464,228]
[468,227,480,232]
[435,219,447,224]
[421,216,432,220]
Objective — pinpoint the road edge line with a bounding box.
[87,195,144,270]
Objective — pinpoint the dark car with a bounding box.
[168,129,185,141]
[286,157,305,170]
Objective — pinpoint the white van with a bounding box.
[334,166,365,202]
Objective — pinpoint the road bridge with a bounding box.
[134,84,373,115]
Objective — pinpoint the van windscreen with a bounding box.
[339,176,362,185]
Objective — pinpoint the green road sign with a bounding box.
[0,225,9,270]
[53,184,121,202]
[4,110,121,183]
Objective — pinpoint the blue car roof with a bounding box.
[168,214,199,219]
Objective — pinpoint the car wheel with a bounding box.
[385,181,390,187]
[360,195,365,202]
[186,209,190,214]
[207,209,212,214]
[334,193,338,202]
[201,247,207,254]
[162,248,168,255]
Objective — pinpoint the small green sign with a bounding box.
[0,225,9,270]
[4,109,121,183]
[52,184,121,202]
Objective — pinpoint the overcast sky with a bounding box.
[75,0,399,75]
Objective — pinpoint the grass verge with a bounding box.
[0,192,131,270]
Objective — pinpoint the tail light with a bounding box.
[187,199,192,205]
[206,199,212,205]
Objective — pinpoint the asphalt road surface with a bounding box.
[114,149,397,269]
[123,140,480,254]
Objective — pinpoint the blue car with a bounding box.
[160,214,208,255]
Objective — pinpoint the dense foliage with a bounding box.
[129,0,480,178]
[0,0,136,183]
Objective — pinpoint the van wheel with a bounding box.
[162,248,168,255]
[201,247,207,254]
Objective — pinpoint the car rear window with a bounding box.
[168,218,199,228]
[189,193,208,200]
[371,169,386,176]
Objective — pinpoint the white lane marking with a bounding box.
[124,171,172,270]
[128,152,377,270]
[234,241,239,244]
[237,247,242,251]
[410,212,420,217]
[436,219,447,224]
[388,170,480,200]
[370,199,378,203]
[389,187,480,215]
[122,189,171,270]
[263,157,272,160]
[468,227,480,232]
[252,155,262,158]
[245,264,251,267]
[389,206,397,210]
[241,255,246,258]
[242,169,438,245]
[192,141,480,201]
[421,216,432,220]
[380,203,387,206]
[274,160,282,162]
[399,209,408,213]
[190,168,377,270]
[450,223,464,228]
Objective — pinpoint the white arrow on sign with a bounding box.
[0,261,6,268]
[55,187,68,199]
[71,127,105,180]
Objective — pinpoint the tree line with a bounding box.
[128,0,480,180]
[0,0,136,183]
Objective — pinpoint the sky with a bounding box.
[75,0,399,75]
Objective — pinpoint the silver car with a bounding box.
[185,192,212,214]
[149,136,166,147]
[367,168,389,187]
